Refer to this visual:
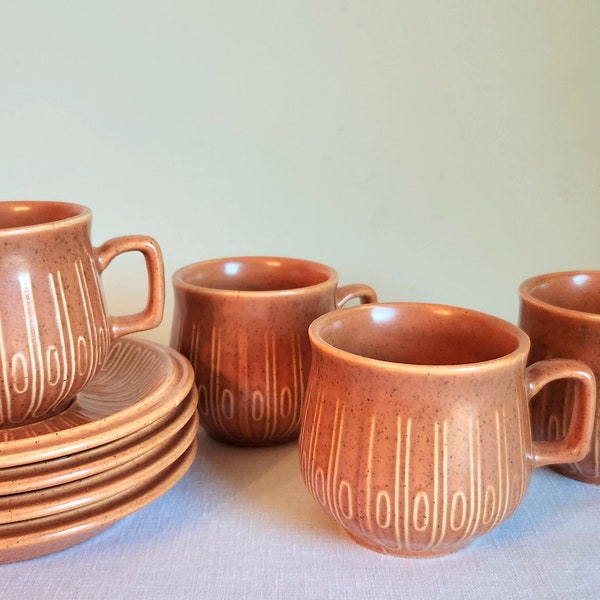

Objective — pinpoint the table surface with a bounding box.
[2,423,599,600]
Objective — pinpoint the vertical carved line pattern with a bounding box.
[192,324,305,442]
[19,273,42,416]
[0,260,111,425]
[300,393,527,555]
[0,320,10,423]
[51,269,76,406]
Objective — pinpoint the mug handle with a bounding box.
[95,235,165,338]
[335,284,378,308]
[527,359,596,468]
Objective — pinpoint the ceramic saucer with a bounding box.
[0,386,198,495]
[0,409,199,524]
[0,337,194,468]
[0,437,198,564]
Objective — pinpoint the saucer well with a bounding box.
[0,409,199,524]
[0,437,198,564]
[0,386,198,495]
[0,337,194,468]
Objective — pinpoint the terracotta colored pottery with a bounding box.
[299,303,596,557]
[0,201,165,427]
[0,385,198,495]
[0,336,194,468]
[0,336,198,564]
[519,271,600,484]
[171,256,377,445]
[0,438,198,564]
[0,409,198,524]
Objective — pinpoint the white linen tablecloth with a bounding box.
[2,427,598,599]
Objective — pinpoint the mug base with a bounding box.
[346,530,471,558]
[0,396,78,431]
[202,426,299,448]
[550,464,600,486]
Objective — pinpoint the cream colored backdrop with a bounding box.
[1,1,598,344]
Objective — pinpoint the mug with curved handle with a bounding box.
[299,302,596,557]
[0,201,165,427]
[96,234,164,338]
[335,284,377,308]
[519,270,600,483]
[526,359,595,468]
[170,256,377,446]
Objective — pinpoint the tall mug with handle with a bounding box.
[0,200,165,427]
[299,302,596,557]
[170,256,377,445]
[519,270,600,484]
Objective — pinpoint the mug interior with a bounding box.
[0,201,85,230]
[522,272,600,315]
[179,257,333,292]
[315,303,522,366]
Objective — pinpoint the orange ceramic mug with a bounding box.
[519,271,600,484]
[0,201,165,427]
[299,302,595,557]
[170,256,377,445]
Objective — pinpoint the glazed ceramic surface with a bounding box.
[0,201,165,427]
[299,303,596,557]
[0,437,197,564]
[171,256,377,445]
[0,386,198,495]
[0,337,194,468]
[0,409,199,524]
[519,271,600,484]
[0,335,198,564]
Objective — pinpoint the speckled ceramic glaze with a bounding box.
[170,256,377,445]
[0,336,197,564]
[0,201,165,427]
[299,302,596,557]
[519,271,600,484]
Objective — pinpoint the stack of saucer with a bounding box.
[0,337,198,564]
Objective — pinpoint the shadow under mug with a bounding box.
[519,270,600,484]
[299,302,596,557]
[170,256,377,446]
[0,200,165,428]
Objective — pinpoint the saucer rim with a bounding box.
[0,338,194,468]
[0,409,199,524]
[0,386,198,495]
[0,436,198,564]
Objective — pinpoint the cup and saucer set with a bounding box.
[1,200,600,562]
[0,201,198,563]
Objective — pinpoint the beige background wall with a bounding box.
[1,1,598,343]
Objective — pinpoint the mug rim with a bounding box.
[0,200,90,236]
[308,301,529,373]
[519,270,600,321]
[172,255,338,296]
